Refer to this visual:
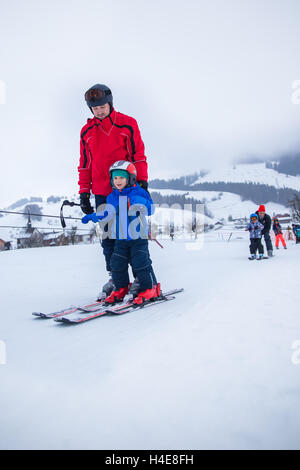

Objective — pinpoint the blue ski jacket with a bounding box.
[82,185,154,241]
[246,221,264,238]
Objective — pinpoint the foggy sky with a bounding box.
[1,0,300,207]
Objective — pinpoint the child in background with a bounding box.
[245,213,265,260]
[273,218,287,250]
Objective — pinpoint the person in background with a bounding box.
[245,213,265,260]
[292,224,300,244]
[272,218,287,250]
[256,204,273,257]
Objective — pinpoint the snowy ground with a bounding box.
[1,235,300,450]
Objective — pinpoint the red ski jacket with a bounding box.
[78,109,148,196]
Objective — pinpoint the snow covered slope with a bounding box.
[1,237,300,449]
[152,189,288,221]
[193,162,300,191]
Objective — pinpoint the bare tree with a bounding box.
[289,194,300,222]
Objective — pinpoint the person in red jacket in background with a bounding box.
[273,217,287,250]
[78,84,153,299]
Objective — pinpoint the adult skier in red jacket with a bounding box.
[78,84,152,299]
[78,84,148,198]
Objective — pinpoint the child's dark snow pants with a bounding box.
[250,238,264,255]
[110,239,157,291]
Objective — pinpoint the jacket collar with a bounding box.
[94,108,116,134]
[112,185,135,196]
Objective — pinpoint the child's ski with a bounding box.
[32,300,106,319]
[54,288,183,324]
[106,288,184,315]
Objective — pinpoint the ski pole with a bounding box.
[152,238,164,248]
[148,231,164,248]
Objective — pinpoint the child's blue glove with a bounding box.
[81,213,99,224]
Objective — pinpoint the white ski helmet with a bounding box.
[109,160,137,188]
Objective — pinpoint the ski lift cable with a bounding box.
[0,225,93,232]
[0,200,83,229]
[0,209,81,221]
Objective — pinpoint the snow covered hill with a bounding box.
[193,162,300,191]
[153,189,288,221]
[1,236,300,449]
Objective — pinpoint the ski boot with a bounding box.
[97,273,115,301]
[105,286,129,304]
[257,253,264,260]
[249,254,256,260]
[123,277,141,304]
[133,283,161,305]
[268,250,273,257]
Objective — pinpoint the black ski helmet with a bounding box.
[84,84,113,111]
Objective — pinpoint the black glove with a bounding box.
[138,181,150,195]
[138,180,148,190]
[80,192,94,214]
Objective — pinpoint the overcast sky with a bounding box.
[1,0,300,207]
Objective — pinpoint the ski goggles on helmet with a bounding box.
[112,169,129,180]
[85,88,111,103]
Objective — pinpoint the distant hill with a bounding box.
[149,163,300,206]
[266,154,300,177]
[8,197,43,210]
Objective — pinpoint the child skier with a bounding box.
[245,213,265,260]
[273,218,287,250]
[82,160,160,305]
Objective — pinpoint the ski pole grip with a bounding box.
[62,200,81,208]
[60,200,81,228]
